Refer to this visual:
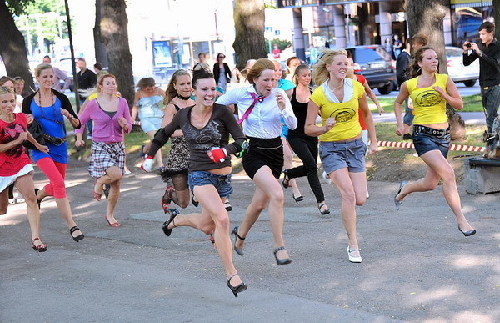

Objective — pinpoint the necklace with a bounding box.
[177,94,191,100]
[38,90,55,107]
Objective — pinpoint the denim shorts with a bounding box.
[412,132,450,158]
[319,138,367,174]
[188,171,233,198]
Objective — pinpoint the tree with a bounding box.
[407,0,466,140]
[0,0,35,96]
[93,0,108,69]
[98,0,134,106]
[494,0,500,37]
[232,0,267,71]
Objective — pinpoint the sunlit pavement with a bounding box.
[1,156,498,322]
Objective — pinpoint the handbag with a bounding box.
[23,119,46,149]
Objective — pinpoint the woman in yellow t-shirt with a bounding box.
[394,47,476,236]
[305,49,378,263]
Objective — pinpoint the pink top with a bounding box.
[76,98,132,143]
[0,113,32,176]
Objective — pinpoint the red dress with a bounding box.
[0,113,32,177]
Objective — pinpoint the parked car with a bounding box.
[346,45,395,94]
[446,46,479,87]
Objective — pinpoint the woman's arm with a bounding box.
[222,107,246,155]
[394,82,409,136]
[131,91,141,122]
[304,100,334,136]
[162,103,183,137]
[148,110,182,157]
[359,94,378,153]
[26,132,49,153]
[433,76,463,110]
[0,131,27,153]
[57,91,81,129]
[363,83,384,114]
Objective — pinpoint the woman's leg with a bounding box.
[147,130,163,169]
[36,158,82,237]
[14,174,43,243]
[329,168,360,255]
[171,173,190,209]
[97,166,123,224]
[0,189,8,214]
[194,184,243,285]
[282,138,302,199]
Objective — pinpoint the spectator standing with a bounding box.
[272,44,281,59]
[462,21,500,154]
[213,53,232,93]
[76,58,97,139]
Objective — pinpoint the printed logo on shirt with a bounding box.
[331,107,356,123]
[415,89,443,107]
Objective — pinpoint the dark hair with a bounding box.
[411,34,428,47]
[136,77,156,89]
[192,69,214,88]
[94,62,103,70]
[165,69,191,103]
[410,47,436,77]
[479,21,495,33]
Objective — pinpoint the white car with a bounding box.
[446,46,479,87]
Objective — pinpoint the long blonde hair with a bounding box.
[312,49,348,86]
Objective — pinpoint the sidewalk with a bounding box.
[1,159,498,322]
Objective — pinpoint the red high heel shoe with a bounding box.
[31,238,47,252]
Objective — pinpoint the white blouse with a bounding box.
[217,86,297,139]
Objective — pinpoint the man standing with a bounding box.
[76,58,97,103]
[463,21,500,155]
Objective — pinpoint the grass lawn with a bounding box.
[373,94,483,114]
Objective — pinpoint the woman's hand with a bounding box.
[16,132,28,144]
[36,143,49,154]
[324,118,336,133]
[396,124,405,136]
[367,141,378,155]
[118,117,129,131]
[376,102,384,115]
[26,114,33,124]
[432,86,445,97]
[276,93,286,110]
[60,109,72,119]
[75,139,85,148]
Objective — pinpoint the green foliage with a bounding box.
[5,0,34,16]
[266,38,291,51]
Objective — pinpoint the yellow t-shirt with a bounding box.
[311,80,364,142]
[406,73,448,125]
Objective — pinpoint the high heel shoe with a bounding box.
[292,193,303,202]
[161,185,174,214]
[70,226,84,242]
[162,209,179,236]
[191,195,199,207]
[227,274,247,297]
[347,246,362,263]
[318,202,330,215]
[394,181,407,209]
[31,238,47,252]
[34,188,42,209]
[231,226,245,256]
[458,225,476,237]
[281,170,290,189]
[273,246,292,265]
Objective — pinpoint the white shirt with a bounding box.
[217,86,297,139]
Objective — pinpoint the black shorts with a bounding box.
[242,137,283,179]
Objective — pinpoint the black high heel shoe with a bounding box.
[292,193,303,202]
[191,196,199,207]
[162,209,180,236]
[227,274,247,297]
[458,225,476,237]
[70,226,84,242]
[231,226,245,256]
[34,188,42,209]
[281,170,290,189]
[273,246,292,265]
[318,202,330,215]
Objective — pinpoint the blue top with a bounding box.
[137,95,164,119]
[31,98,68,164]
[278,79,296,138]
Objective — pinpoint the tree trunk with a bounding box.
[232,0,267,71]
[494,0,500,38]
[0,0,35,96]
[99,0,134,107]
[93,0,109,69]
[407,0,466,140]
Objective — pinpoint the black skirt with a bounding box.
[242,137,283,179]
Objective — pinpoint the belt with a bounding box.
[413,125,449,137]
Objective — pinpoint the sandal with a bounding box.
[394,181,408,209]
[292,193,303,202]
[70,226,84,242]
[224,201,232,211]
[105,217,121,227]
[318,202,330,215]
[162,209,179,236]
[273,246,292,265]
[281,170,290,189]
[227,274,247,297]
[161,185,174,214]
[31,237,47,252]
[231,226,245,256]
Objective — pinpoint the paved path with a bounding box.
[1,158,498,322]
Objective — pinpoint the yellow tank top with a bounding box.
[406,73,448,125]
[311,80,364,141]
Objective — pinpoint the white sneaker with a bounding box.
[347,246,362,263]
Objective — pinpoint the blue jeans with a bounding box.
[481,85,500,133]
[188,171,233,198]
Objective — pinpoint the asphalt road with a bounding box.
[1,157,498,322]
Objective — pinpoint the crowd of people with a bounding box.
[0,37,482,297]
